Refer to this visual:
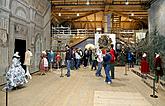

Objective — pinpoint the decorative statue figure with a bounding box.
[24,49,33,79]
[47,49,55,71]
[3,52,28,91]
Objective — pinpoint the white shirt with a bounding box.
[97,49,103,62]
[75,52,81,59]
[43,58,48,67]
[24,50,33,66]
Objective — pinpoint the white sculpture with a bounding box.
[24,49,33,79]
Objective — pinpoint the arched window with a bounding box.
[15,7,27,19]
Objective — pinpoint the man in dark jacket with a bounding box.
[65,45,72,77]
[103,49,112,84]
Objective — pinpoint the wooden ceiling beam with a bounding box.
[51,12,62,22]
[121,12,148,14]
[51,0,149,26]
[52,10,100,13]
[70,11,102,21]
[52,10,148,15]
[71,21,102,23]
[53,5,146,11]
[51,0,147,6]
[68,20,145,23]
[105,10,147,25]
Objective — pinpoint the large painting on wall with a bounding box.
[95,34,116,50]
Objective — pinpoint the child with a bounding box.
[91,49,97,71]
[39,51,48,75]
[56,52,61,70]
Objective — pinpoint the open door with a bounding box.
[14,39,26,69]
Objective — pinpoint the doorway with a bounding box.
[14,39,26,69]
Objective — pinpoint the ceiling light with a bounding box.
[86,0,89,5]
[125,1,129,5]
[77,13,79,16]
[96,28,102,31]
[58,13,61,16]
[131,13,134,16]
[90,20,93,21]
[80,36,84,38]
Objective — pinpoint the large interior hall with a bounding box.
[0,0,165,106]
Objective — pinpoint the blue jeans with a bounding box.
[66,60,71,76]
[110,63,115,79]
[104,64,112,82]
[91,60,97,70]
[96,62,102,76]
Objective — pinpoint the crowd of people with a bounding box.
[3,44,164,91]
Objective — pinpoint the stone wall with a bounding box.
[148,0,165,35]
[0,0,51,84]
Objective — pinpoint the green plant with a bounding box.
[137,27,165,77]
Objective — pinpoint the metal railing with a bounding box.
[52,27,95,34]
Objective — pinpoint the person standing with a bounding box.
[39,51,48,75]
[65,45,72,77]
[127,51,132,68]
[95,47,103,77]
[83,49,89,68]
[75,49,81,70]
[103,49,112,84]
[120,48,126,66]
[56,52,61,70]
[79,48,84,66]
[110,44,116,79]
[47,49,55,71]
[91,49,97,71]
[88,48,93,65]
[24,49,33,79]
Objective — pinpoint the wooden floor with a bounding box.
[0,66,165,106]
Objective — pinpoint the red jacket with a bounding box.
[110,49,115,63]
[56,54,61,62]
[102,49,106,55]
[140,58,150,74]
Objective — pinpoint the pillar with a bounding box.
[104,13,112,33]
